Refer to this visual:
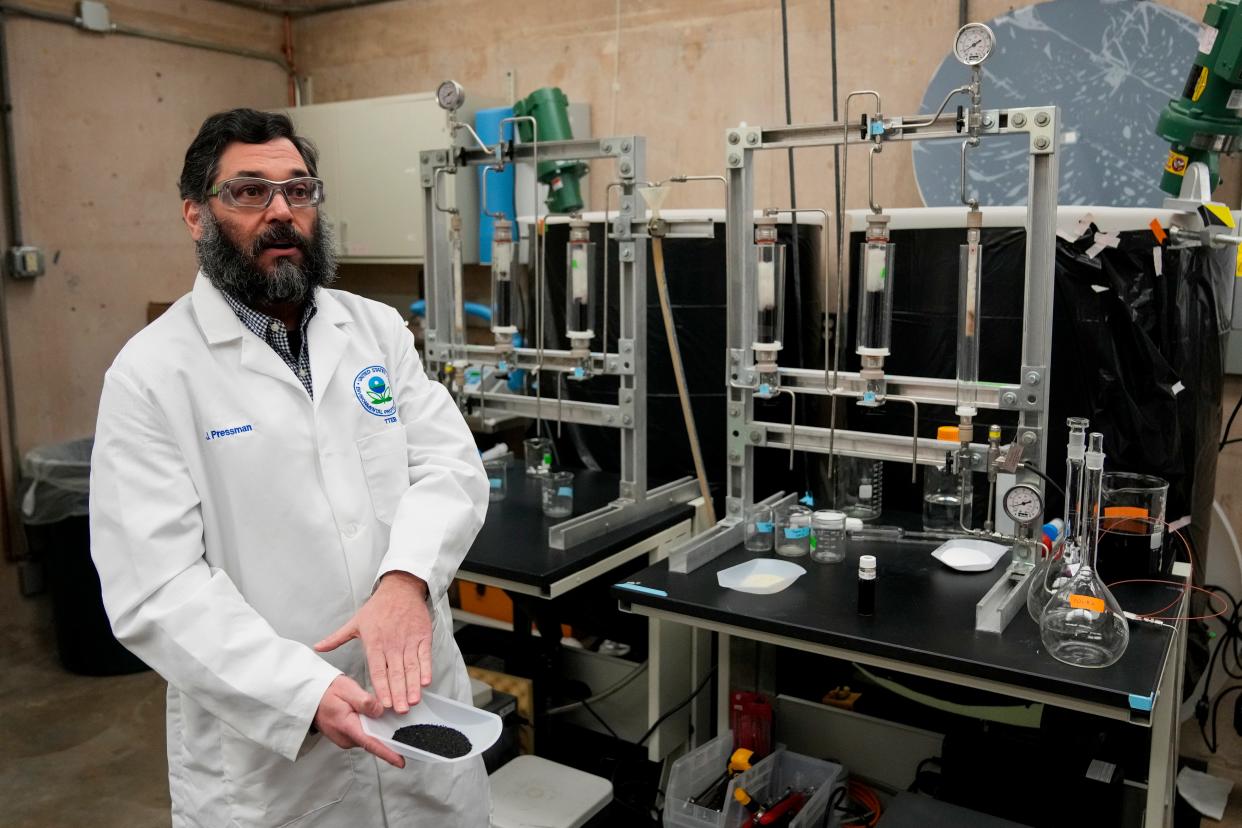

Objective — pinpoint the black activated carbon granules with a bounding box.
[391,724,472,758]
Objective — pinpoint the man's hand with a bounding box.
[314,571,433,713]
[313,675,405,769]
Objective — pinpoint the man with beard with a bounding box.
[89,109,490,826]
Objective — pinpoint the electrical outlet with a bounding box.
[7,246,44,279]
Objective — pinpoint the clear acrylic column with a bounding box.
[1039,432,1130,668]
[955,209,984,436]
[565,217,596,379]
[753,213,785,398]
[490,217,518,370]
[856,212,894,406]
[1027,416,1089,621]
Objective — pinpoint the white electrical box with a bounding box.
[282,93,485,264]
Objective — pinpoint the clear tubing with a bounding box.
[565,238,596,338]
[490,220,516,334]
[955,232,983,417]
[856,241,894,355]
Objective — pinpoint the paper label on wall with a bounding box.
[1069,594,1106,613]
[1199,24,1219,55]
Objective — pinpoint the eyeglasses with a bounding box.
[208,176,325,209]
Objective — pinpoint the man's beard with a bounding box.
[196,209,337,307]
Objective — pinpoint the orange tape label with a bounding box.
[1069,594,1106,613]
[1149,218,1167,244]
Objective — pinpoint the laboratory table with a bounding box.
[613,540,1189,828]
[459,465,697,599]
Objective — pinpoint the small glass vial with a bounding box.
[524,437,553,477]
[745,504,775,553]
[811,510,847,563]
[858,554,877,615]
[541,470,575,518]
[483,459,508,502]
[775,504,812,558]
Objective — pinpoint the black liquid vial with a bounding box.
[858,554,876,616]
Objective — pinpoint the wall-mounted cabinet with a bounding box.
[283,92,482,264]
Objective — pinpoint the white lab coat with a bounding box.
[90,274,490,827]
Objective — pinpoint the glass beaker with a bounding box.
[775,504,812,558]
[1040,433,1130,668]
[834,456,882,522]
[1098,473,1168,584]
[744,504,775,553]
[523,437,553,477]
[811,510,847,564]
[922,464,972,532]
[483,459,508,502]
[541,471,574,518]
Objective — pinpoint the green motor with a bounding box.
[512,87,588,214]
[1155,0,1242,195]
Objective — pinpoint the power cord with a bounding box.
[1196,584,1241,752]
[1220,394,1241,451]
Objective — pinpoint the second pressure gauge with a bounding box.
[1003,483,1044,525]
[437,80,465,112]
[954,22,995,66]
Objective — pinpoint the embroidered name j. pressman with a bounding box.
[204,424,254,441]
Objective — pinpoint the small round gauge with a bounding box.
[1003,483,1044,524]
[953,23,995,66]
[436,80,465,112]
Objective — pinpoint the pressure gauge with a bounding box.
[953,23,995,66]
[437,80,465,112]
[1003,483,1044,525]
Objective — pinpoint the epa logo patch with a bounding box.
[354,365,396,417]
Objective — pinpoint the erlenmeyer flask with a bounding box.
[1039,432,1130,668]
[1026,417,1090,622]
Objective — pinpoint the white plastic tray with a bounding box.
[359,690,502,763]
[930,538,1008,572]
[717,558,806,595]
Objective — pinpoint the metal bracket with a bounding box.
[549,477,699,550]
[1000,107,1057,155]
[975,561,1034,634]
[725,127,760,168]
[1019,364,1047,411]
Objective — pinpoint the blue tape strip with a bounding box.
[1128,693,1154,712]
[615,582,668,597]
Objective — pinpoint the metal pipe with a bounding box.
[867,145,882,213]
[960,137,979,208]
[212,0,401,16]
[0,3,290,71]
[903,85,970,129]
[0,10,20,559]
[499,115,541,431]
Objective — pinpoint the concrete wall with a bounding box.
[0,0,286,611]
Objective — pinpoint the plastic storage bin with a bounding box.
[722,747,846,828]
[664,734,845,828]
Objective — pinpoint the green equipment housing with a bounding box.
[1155,0,1242,195]
[513,87,588,214]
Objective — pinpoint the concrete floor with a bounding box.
[1,598,1239,827]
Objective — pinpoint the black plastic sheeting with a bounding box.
[529,220,823,507]
[842,223,1232,575]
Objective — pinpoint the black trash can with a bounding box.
[22,437,147,676]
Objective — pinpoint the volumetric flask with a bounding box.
[745,504,774,553]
